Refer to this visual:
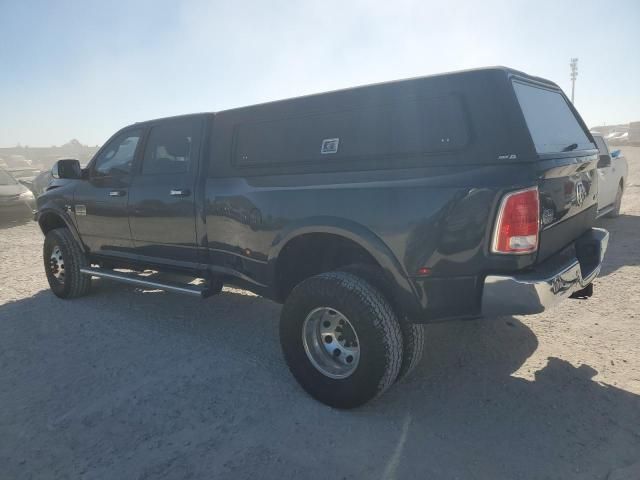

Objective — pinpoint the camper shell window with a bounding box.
[512,81,593,154]
[232,94,469,167]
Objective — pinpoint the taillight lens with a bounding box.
[491,187,540,254]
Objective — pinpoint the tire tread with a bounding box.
[280,271,403,407]
[44,228,91,298]
[339,264,425,381]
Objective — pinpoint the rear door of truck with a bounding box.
[127,116,205,265]
[592,134,617,210]
[511,79,599,262]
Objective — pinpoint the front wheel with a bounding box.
[280,271,403,408]
[43,228,91,298]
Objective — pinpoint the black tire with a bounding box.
[340,264,425,382]
[43,227,91,299]
[398,319,425,381]
[606,183,623,218]
[280,271,402,408]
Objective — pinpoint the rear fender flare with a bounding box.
[267,216,416,309]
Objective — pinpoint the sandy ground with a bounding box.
[0,148,639,480]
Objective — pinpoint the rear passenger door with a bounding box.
[128,117,205,266]
[594,135,615,209]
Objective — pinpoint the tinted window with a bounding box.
[142,119,202,175]
[593,135,608,155]
[94,130,142,176]
[233,95,468,167]
[513,81,593,154]
[0,169,17,185]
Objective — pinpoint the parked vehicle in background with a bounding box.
[4,155,33,169]
[591,132,628,218]
[0,168,36,224]
[30,170,53,197]
[605,132,627,146]
[35,67,609,408]
[8,167,41,192]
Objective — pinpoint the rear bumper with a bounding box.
[481,228,609,316]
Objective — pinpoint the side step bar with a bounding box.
[80,267,207,297]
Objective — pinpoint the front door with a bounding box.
[74,128,143,255]
[128,116,204,266]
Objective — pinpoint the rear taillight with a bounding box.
[491,187,540,254]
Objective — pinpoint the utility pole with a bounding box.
[570,58,578,104]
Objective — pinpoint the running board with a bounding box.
[80,267,207,297]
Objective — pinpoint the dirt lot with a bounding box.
[1,148,639,480]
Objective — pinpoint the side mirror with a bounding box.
[597,154,611,168]
[611,149,621,158]
[52,159,82,179]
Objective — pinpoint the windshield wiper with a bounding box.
[561,143,578,152]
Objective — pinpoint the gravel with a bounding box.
[1,147,639,480]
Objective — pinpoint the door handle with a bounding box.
[170,189,191,197]
[109,190,126,197]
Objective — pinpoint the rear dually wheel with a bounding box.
[280,271,403,408]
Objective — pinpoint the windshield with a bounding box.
[0,169,18,185]
[593,135,608,155]
[513,81,594,154]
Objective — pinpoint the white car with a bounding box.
[592,132,628,218]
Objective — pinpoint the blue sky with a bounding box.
[1,0,638,147]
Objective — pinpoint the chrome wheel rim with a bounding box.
[49,245,65,284]
[302,307,360,379]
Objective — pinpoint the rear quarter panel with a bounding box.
[203,163,538,293]
[616,156,629,186]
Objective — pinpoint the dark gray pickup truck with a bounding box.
[36,67,609,408]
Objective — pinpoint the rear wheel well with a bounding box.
[38,212,67,235]
[275,233,381,302]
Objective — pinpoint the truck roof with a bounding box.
[131,66,559,126]
[122,65,589,175]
